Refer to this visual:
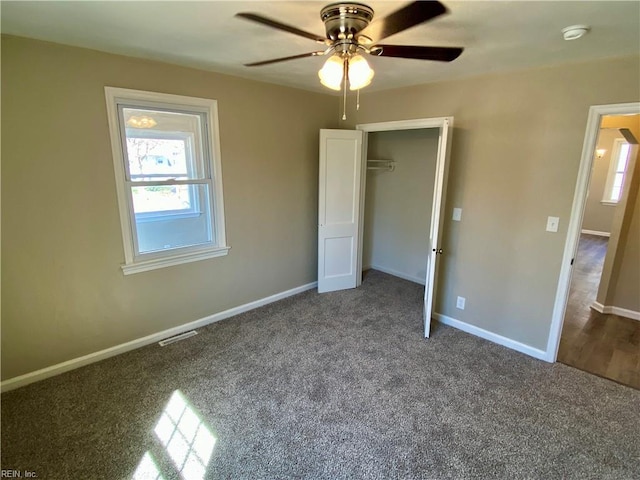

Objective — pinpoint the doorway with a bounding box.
[548,104,640,388]
[359,117,451,338]
[361,128,438,286]
[317,117,453,338]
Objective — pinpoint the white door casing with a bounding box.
[318,129,364,293]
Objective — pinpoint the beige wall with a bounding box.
[3,34,640,381]
[597,115,640,313]
[363,129,439,283]
[1,36,338,380]
[348,55,640,350]
[582,129,624,233]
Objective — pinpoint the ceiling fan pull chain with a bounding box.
[356,88,360,111]
[342,58,348,120]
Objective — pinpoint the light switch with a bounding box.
[452,208,462,221]
[546,216,560,233]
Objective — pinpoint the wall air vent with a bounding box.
[158,330,198,346]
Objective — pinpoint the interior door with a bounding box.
[423,119,452,337]
[318,129,364,293]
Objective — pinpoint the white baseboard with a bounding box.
[369,264,426,286]
[581,229,610,237]
[1,282,318,393]
[591,301,640,321]
[433,313,549,362]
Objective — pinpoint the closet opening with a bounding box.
[355,117,453,337]
[361,128,440,288]
[317,118,452,337]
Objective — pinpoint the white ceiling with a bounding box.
[2,1,639,93]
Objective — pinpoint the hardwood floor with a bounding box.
[558,234,640,389]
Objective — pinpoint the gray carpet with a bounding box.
[2,270,639,479]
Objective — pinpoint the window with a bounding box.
[105,87,228,274]
[602,138,631,205]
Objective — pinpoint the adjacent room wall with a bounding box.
[596,115,640,314]
[582,128,624,234]
[349,55,640,350]
[363,129,439,284]
[610,179,640,313]
[1,35,338,380]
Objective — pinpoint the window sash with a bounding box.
[118,107,210,182]
[129,184,214,258]
[125,181,216,261]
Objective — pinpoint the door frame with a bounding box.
[355,117,454,336]
[546,102,640,362]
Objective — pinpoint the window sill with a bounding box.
[600,201,618,207]
[121,246,230,275]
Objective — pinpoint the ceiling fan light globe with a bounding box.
[319,55,344,90]
[348,54,374,90]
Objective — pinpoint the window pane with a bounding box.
[127,138,189,181]
[132,184,193,214]
[122,107,207,181]
[613,172,624,189]
[616,143,630,173]
[132,185,213,254]
[611,186,622,202]
[610,172,625,202]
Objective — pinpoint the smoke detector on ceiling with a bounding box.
[562,25,590,41]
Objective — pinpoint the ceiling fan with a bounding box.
[236,1,463,93]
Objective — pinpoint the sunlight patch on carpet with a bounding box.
[132,451,164,480]
[133,390,216,480]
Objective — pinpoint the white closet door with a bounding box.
[318,129,364,293]
[423,119,452,337]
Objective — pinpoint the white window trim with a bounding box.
[105,87,229,275]
[601,137,629,206]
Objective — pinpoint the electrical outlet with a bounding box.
[456,296,466,310]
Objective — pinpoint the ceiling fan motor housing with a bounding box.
[321,3,374,41]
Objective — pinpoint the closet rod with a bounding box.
[367,159,395,172]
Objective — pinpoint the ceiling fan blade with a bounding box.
[375,45,463,62]
[244,51,326,67]
[236,12,327,43]
[357,1,447,43]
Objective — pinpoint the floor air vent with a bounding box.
[158,330,198,346]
